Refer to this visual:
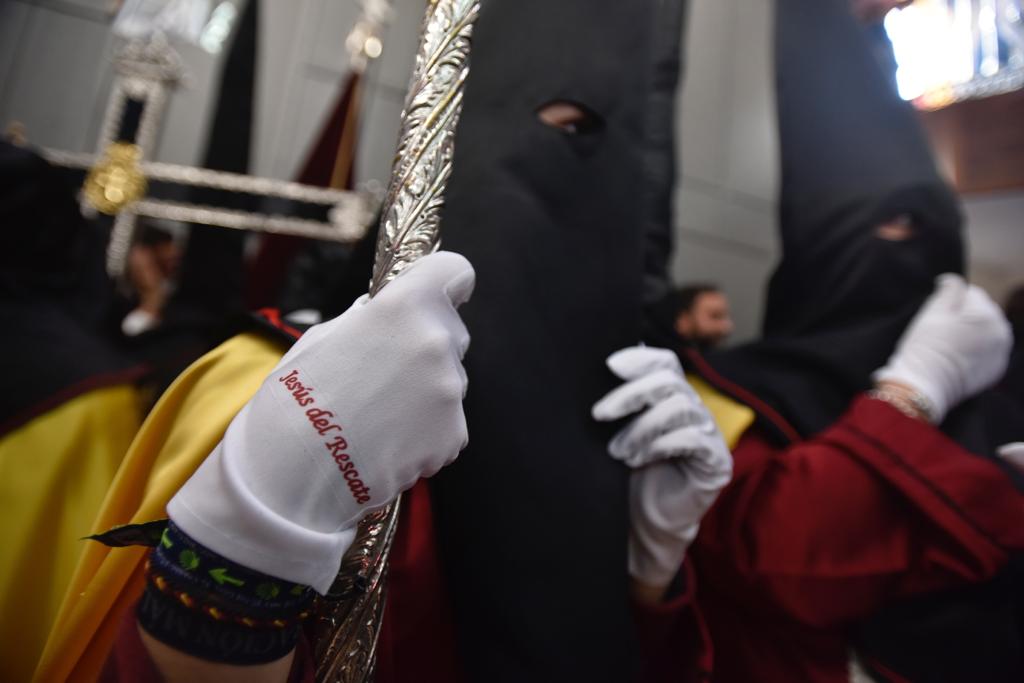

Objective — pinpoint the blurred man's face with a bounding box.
[675,291,734,349]
[152,240,181,278]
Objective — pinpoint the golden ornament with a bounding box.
[84,142,148,215]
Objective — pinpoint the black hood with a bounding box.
[764,0,963,340]
[685,2,1024,679]
[0,142,141,434]
[0,142,116,326]
[699,0,963,441]
[431,0,687,679]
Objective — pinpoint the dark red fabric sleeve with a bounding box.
[99,608,165,682]
[631,559,712,683]
[99,604,315,682]
[100,482,462,683]
[375,481,463,683]
[695,395,1024,629]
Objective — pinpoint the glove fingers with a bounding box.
[931,273,967,310]
[606,346,682,381]
[455,354,468,397]
[647,425,717,461]
[997,442,1024,471]
[447,395,470,465]
[592,368,689,422]
[444,262,476,309]
[382,251,477,308]
[609,393,709,467]
[404,254,474,357]
[428,409,469,475]
[660,438,733,490]
[963,284,1008,322]
[432,300,472,359]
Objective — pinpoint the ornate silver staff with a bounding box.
[313,1,480,680]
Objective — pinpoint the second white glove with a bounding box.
[168,251,475,593]
[998,443,1024,472]
[873,274,1013,423]
[593,346,728,469]
[593,346,733,588]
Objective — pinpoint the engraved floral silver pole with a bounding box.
[313,1,480,681]
[369,0,479,295]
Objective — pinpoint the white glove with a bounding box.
[593,346,729,468]
[593,346,733,587]
[873,274,1013,423]
[998,443,1024,472]
[168,251,475,593]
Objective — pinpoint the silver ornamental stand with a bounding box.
[312,1,480,681]
[42,1,397,278]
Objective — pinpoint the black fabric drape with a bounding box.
[131,0,260,395]
[0,142,142,435]
[698,0,963,443]
[170,0,258,317]
[681,1,1024,679]
[429,1,687,680]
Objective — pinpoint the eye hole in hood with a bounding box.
[874,214,916,241]
[536,100,605,136]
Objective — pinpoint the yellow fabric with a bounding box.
[33,332,286,683]
[26,335,751,682]
[686,374,756,449]
[0,385,141,683]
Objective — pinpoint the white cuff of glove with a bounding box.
[629,518,699,588]
[998,442,1024,472]
[627,463,702,588]
[168,440,356,594]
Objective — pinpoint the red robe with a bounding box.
[693,395,1024,682]
[376,483,713,682]
[102,394,1021,682]
[100,478,711,682]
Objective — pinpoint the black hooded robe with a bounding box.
[671,0,1024,681]
[0,143,146,681]
[407,0,687,680]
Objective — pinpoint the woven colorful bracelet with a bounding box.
[145,561,312,630]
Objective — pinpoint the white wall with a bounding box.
[962,191,1024,306]
[252,0,424,184]
[673,0,781,343]
[3,0,1017,327]
[1,0,119,154]
[0,0,423,184]
[0,0,782,342]
[671,0,1023,339]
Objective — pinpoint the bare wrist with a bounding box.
[629,578,670,606]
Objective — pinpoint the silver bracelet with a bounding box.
[867,387,935,423]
